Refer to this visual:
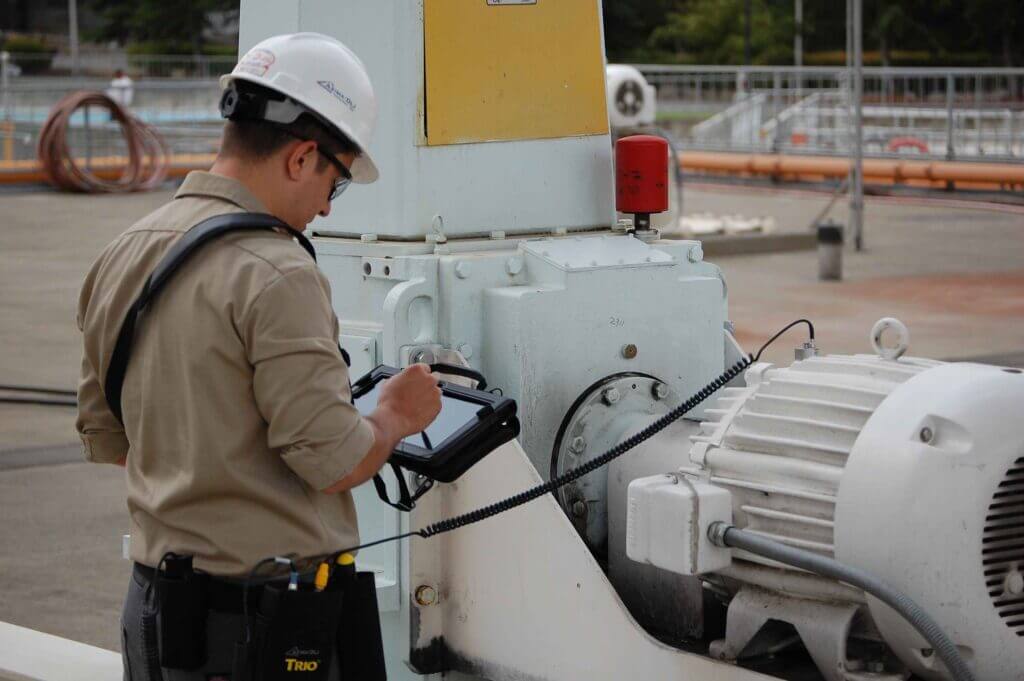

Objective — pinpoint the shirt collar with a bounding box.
[174,171,269,214]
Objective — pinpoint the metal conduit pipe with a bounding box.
[708,522,976,681]
[679,151,1024,189]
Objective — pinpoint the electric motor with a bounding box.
[629,341,1024,680]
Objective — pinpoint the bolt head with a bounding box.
[411,348,437,365]
[687,245,704,263]
[652,382,669,400]
[454,261,471,279]
[621,344,638,359]
[415,585,438,607]
[505,256,523,276]
[571,500,587,518]
[570,436,586,454]
[602,387,621,405]
[919,426,934,443]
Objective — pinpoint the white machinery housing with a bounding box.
[235,3,1022,681]
[628,349,1024,681]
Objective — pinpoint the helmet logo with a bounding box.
[317,80,356,112]
[237,49,275,77]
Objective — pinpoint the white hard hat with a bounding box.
[220,32,379,184]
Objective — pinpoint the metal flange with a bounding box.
[550,373,679,558]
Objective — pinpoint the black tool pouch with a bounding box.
[155,555,209,669]
[235,585,342,681]
[336,572,387,680]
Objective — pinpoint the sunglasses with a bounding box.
[278,129,353,201]
[316,148,352,201]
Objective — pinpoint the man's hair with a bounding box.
[219,82,360,168]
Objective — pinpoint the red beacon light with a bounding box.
[615,134,669,237]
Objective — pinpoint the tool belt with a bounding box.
[138,556,386,681]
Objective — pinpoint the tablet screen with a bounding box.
[353,382,483,456]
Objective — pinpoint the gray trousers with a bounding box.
[121,570,340,681]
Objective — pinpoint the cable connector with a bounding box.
[795,339,819,361]
[707,521,732,548]
[271,556,299,591]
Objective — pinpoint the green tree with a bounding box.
[649,0,792,65]
[963,0,1023,66]
[88,0,236,54]
[869,2,944,67]
[603,0,676,62]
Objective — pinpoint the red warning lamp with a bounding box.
[615,135,669,234]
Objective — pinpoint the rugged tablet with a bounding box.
[351,364,519,484]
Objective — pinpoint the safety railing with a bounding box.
[0,58,223,168]
[1,51,237,79]
[4,59,1024,168]
[639,65,1024,162]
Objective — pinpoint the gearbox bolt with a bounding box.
[602,387,621,405]
[415,585,438,607]
[570,436,586,454]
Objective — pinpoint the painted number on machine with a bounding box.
[609,317,625,327]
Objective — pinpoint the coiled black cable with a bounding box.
[416,356,752,539]
[391,318,809,544]
[253,318,814,568]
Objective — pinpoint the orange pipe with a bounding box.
[680,151,1024,190]
[0,153,215,185]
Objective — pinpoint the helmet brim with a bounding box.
[220,72,379,184]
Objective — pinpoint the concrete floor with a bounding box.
[686,183,1024,364]
[0,180,1021,651]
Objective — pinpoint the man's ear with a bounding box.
[284,140,315,181]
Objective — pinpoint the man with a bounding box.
[76,33,441,678]
[107,68,134,107]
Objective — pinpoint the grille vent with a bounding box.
[984,457,1024,637]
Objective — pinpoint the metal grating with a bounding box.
[983,457,1024,637]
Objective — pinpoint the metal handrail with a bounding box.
[636,64,1024,77]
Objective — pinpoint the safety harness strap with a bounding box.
[372,463,435,513]
[103,212,315,424]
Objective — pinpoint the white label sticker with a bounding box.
[487,0,537,5]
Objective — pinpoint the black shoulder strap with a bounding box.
[103,212,315,424]
[372,462,435,512]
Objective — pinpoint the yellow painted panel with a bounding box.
[423,0,609,146]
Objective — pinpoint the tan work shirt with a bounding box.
[76,171,374,576]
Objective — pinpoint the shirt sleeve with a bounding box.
[242,265,375,490]
[75,258,129,464]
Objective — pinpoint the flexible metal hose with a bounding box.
[37,90,169,193]
[709,523,975,681]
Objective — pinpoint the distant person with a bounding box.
[76,33,441,679]
[106,68,133,107]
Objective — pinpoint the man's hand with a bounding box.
[323,364,441,494]
[373,363,442,439]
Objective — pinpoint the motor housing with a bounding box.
[628,348,1024,680]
